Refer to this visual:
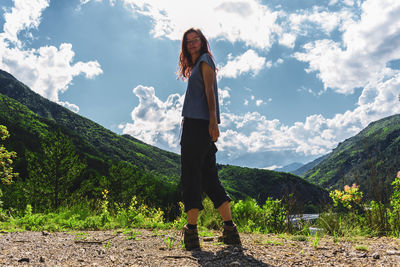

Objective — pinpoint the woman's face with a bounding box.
[186,32,201,57]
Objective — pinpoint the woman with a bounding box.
[178,28,241,250]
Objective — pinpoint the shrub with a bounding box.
[388,172,400,236]
[232,197,287,233]
[365,200,389,236]
[329,184,363,213]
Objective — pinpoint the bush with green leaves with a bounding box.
[329,184,363,213]
[0,125,18,186]
[365,200,389,236]
[388,172,400,236]
[232,197,287,233]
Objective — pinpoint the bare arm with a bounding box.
[201,61,219,142]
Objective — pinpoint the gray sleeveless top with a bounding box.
[182,53,221,124]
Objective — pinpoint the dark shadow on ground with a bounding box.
[191,245,275,266]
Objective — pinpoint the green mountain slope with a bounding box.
[0,70,181,178]
[219,165,329,211]
[293,155,328,176]
[303,114,400,202]
[0,69,329,209]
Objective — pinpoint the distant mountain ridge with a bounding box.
[274,162,304,173]
[0,69,329,208]
[302,114,400,202]
[292,155,328,176]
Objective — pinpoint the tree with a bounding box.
[0,125,18,210]
[0,125,18,185]
[27,129,86,210]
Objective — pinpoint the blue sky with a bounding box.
[1,0,399,169]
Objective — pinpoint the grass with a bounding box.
[162,234,177,249]
[291,235,308,242]
[355,245,369,251]
[311,233,320,248]
[198,228,215,237]
[74,232,89,241]
[263,239,283,246]
[124,230,141,240]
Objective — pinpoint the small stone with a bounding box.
[159,247,166,250]
[233,247,241,252]
[40,256,45,262]
[359,253,367,258]
[110,255,115,262]
[372,252,380,259]
[229,261,241,266]
[386,250,400,256]
[42,231,49,236]
[18,258,30,263]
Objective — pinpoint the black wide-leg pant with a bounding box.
[180,117,231,212]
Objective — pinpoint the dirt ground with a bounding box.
[1,229,400,266]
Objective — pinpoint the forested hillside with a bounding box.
[0,70,181,178]
[303,114,400,202]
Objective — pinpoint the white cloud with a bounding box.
[0,0,103,112]
[294,0,400,94]
[119,85,184,150]
[122,0,281,50]
[264,165,281,170]
[218,49,266,79]
[289,6,354,36]
[218,87,231,106]
[2,0,49,46]
[120,68,399,160]
[219,71,400,157]
[266,58,284,69]
[58,101,80,113]
[279,32,296,48]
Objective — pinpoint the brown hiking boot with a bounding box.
[182,225,200,250]
[220,224,241,245]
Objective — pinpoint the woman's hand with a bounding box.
[209,117,220,142]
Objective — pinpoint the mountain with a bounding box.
[292,155,328,176]
[219,165,329,212]
[0,69,181,178]
[0,69,329,210]
[217,150,317,169]
[274,162,304,173]
[302,114,400,202]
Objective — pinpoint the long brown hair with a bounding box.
[177,28,214,80]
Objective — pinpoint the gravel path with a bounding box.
[1,229,400,266]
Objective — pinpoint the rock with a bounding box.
[359,253,367,258]
[40,256,45,262]
[110,255,115,262]
[42,231,49,236]
[229,261,241,266]
[372,252,380,259]
[386,250,400,256]
[233,247,241,252]
[203,237,214,242]
[18,258,30,263]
